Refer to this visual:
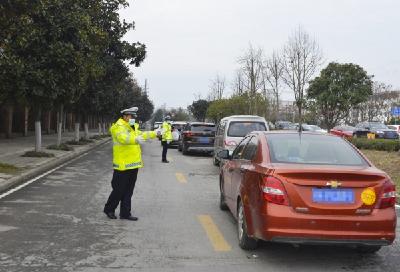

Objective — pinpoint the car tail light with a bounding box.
[378,181,396,209]
[261,176,289,206]
[224,140,237,147]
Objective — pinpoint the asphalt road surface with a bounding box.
[0,141,399,272]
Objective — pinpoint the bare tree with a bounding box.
[208,74,225,101]
[265,50,284,121]
[232,70,245,96]
[282,26,323,123]
[239,44,265,114]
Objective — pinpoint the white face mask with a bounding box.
[128,119,136,126]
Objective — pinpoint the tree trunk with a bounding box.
[57,104,63,146]
[84,122,89,139]
[45,111,51,134]
[23,106,29,137]
[63,111,67,133]
[34,107,42,152]
[103,122,106,135]
[74,122,80,142]
[98,119,102,136]
[5,104,13,139]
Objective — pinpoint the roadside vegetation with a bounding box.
[351,138,400,152]
[362,149,400,192]
[47,144,74,151]
[0,163,20,174]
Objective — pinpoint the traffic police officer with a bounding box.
[161,115,173,163]
[104,107,156,221]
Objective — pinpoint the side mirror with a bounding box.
[217,149,231,160]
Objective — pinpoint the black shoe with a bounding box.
[104,211,117,219]
[120,216,138,221]
[162,160,169,163]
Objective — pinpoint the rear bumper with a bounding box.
[271,237,391,246]
[256,204,396,245]
[185,142,214,150]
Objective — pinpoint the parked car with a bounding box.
[213,115,269,166]
[217,131,396,252]
[178,122,216,155]
[296,124,327,133]
[330,125,356,139]
[387,125,400,134]
[275,121,293,130]
[354,122,399,139]
[153,121,163,140]
[170,121,188,147]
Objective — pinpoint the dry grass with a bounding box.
[0,163,20,174]
[361,150,400,190]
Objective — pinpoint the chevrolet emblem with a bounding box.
[326,181,341,188]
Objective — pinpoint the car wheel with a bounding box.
[182,143,189,155]
[237,200,258,250]
[219,179,228,211]
[213,155,220,166]
[356,245,381,254]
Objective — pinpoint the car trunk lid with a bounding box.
[272,165,388,215]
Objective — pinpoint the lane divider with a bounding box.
[175,172,187,183]
[197,214,232,252]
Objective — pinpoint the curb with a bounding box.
[0,138,111,194]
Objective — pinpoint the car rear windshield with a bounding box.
[190,124,216,132]
[370,123,389,129]
[227,122,266,137]
[266,134,368,166]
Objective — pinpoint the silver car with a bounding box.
[213,115,269,166]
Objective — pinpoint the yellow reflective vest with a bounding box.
[161,121,173,141]
[110,118,156,171]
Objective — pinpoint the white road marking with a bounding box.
[0,152,89,200]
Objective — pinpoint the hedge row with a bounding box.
[350,138,400,152]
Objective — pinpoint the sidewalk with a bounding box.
[0,130,111,193]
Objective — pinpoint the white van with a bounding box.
[213,115,269,165]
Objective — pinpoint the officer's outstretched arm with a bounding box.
[114,129,138,145]
[140,131,157,141]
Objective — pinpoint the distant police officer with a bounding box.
[161,115,173,163]
[104,107,156,221]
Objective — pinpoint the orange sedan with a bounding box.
[218,131,397,253]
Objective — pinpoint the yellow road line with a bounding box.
[197,215,232,252]
[167,157,173,162]
[175,172,187,183]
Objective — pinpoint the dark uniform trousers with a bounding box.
[161,141,169,161]
[104,168,139,217]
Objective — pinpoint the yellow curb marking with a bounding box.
[197,215,232,252]
[175,172,187,183]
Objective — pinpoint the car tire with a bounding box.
[213,155,220,166]
[237,200,258,250]
[219,179,228,211]
[356,245,381,254]
[182,143,189,155]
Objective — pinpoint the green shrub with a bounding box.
[351,138,400,152]
[47,144,74,151]
[22,151,55,157]
[66,138,94,145]
[0,163,20,174]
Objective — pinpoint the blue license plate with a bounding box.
[312,189,354,204]
[198,137,209,144]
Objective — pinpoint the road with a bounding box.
[0,141,399,272]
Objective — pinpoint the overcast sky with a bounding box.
[119,0,400,109]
